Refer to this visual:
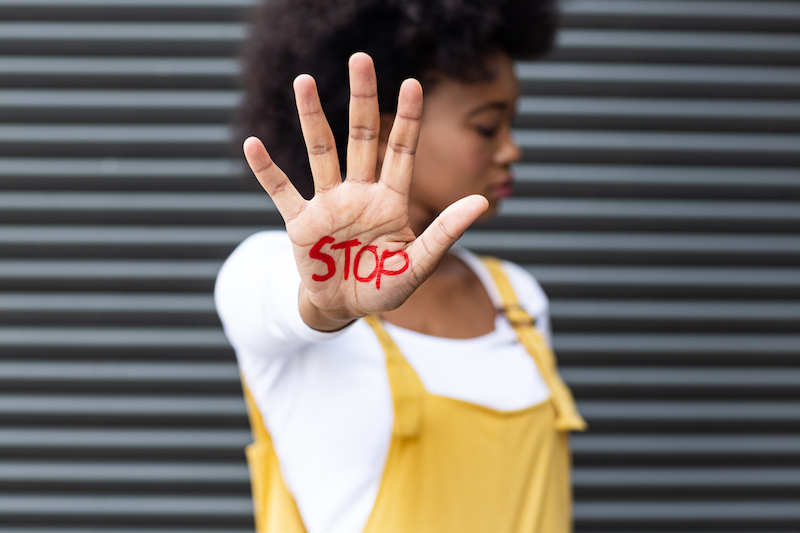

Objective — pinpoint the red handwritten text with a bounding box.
[330,239,361,280]
[309,236,336,282]
[309,236,409,289]
[354,245,379,284]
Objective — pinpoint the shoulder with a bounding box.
[216,230,292,285]
[452,248,552,343]
[453,248,549,316]
[221,230,292,268]
[214,230,295,329]
[492,257,553,346]
[496,258,550,317]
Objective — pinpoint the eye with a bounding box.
[475,125,498,138]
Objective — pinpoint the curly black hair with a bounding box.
[239,0,558,199]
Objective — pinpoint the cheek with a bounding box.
[443,140,493,191]
[412,124,493,200]
[464,147,493,178]
[425,131,491,179]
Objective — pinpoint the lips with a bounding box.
[490,178,514,198]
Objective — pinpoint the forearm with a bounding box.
[216,231,353,361]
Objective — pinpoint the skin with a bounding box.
[380,53,521,338]
[243,51,521,337]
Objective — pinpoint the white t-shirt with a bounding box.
[215,231,553,533]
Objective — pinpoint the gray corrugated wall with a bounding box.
[0,0,798,531]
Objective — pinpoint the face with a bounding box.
[400,52,522,232]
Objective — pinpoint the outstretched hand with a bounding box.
[244,52,488,331]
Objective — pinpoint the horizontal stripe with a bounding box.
[558,29,800,52]
[515,129,800,153]
[528,266,800,287]
[514,164,800,187]
[556,334,800,354]
[0,89,240,108]
[518,97,800,120]
[0,158,241,177]
[0,395,245,415]
[562,368,800,387]
[562,0,800,19]
[0,0,253,5]
[0,362,236,381]
[0,56,237,75]
[0,226,263,244]
[0,260,223,278]
[0,192,270,211]
[0,428,251,448]
[0,22,245,40]
[574,501,800,521]
[462,231,800,254]
[0,124,229,143]
[571,434,800,454]
[551,301,800,320]
[0,461,248,482]
[578,401,800,420]
[516,62,800,86]
[498,198,800,221]
[0,327,230,347]
[0,495,252,516]
[573,467,800,487]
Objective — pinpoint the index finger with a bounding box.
[294,74,342,195]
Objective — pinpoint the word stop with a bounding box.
[309,236,409,289]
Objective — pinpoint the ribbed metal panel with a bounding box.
[1,2,253,531]
[0,1,797,531]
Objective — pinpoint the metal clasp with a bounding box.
[498,304,535,327]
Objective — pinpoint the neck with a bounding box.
[408,202,437,239]
[379,246,497,338]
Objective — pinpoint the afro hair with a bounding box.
[238,0,559,198]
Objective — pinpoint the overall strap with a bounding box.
[242,378,272,443]
[481,257,587,432]
[240,377,307,533]
[363,315,425,438]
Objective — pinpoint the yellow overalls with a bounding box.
[242,257,586,532]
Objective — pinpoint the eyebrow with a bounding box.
[467,102,508,117]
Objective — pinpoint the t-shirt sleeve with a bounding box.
[214,231,350,361]
[499,260,553,348]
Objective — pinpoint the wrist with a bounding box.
[298,285,360,332]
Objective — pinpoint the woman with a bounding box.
[216,1,585,531]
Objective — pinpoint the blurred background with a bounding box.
[0,0,799,531]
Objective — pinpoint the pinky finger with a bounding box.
[243,136,306,222]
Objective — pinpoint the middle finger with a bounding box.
[345,52,380,184]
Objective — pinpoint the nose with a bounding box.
[495,124,521,165]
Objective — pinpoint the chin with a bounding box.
[476,201,500,222]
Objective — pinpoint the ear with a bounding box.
[375,112,395,177]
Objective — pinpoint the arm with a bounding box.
[215,232,350,358]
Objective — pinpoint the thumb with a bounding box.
[409,194,489,273]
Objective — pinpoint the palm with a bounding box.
[287,179,415,316]
[243,53,487,326]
